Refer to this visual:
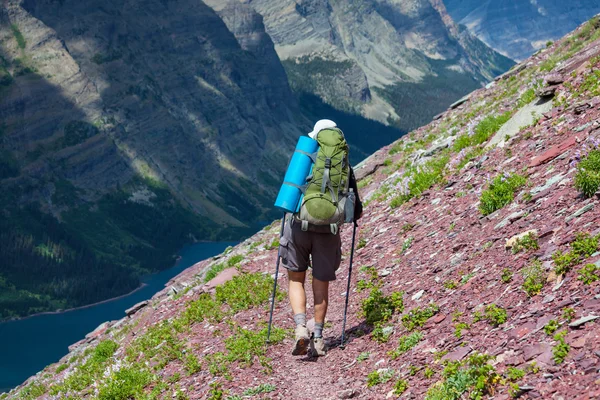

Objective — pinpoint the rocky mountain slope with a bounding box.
[223,0,514,131]
[444,0,600,61]
[7,15,600,400]
[0,0,306,319]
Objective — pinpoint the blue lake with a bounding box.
[0,241,236,394]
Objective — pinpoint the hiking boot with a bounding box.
[292,325,310,356]
[310,335,327,356]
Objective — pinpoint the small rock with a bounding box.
[537,85,559,97]
[495,211,525,230]
[569,315,600,328]
[574,122,593,132]
[545,73,565,85]
[125,300,149,317]
[566,203,594,223]
[379,269,392,277]
[337,389,358,399]
[412,290,425,301]
[542,294,555,304]
[443,346,472,362]
[432,314,447,324]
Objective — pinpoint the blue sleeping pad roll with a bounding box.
[274,136,319,213]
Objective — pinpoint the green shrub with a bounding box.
[552,330,570,364]
[388,331,423,359]
[401,304,439,331]
[501,268,513,283]
[505,367,525,382]
[544,319,559,336]
[367,369,395,387]
[522,259,545,297]
[393,379,409,395]
[224,326,286,369]
[183,293,223,324]
[425,353,501,400]
[562,307,576,322]
[371,323,394,343]
[552,250,579,275]
[571,232,599,258]
[98,367,154,400]
[475,304,507,327]
[578,263,600,284]
[454,322,470,338]
[512,232,539,254]
[575,150,600,197]
[361,288,404,326]
[553,232,599,275]
[19,382,46,400]
[243,383,276,396]
[390,155,449,207]
[479,173,527,215]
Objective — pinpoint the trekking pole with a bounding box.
[267,213,286,344]
[340,221,358,350]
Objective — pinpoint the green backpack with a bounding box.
[296,128,351,234]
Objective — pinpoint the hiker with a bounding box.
[279,119,363,357]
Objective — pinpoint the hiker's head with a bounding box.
[308,119,337,139]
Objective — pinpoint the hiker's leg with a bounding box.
[289,270,310,355]
[288,270,307,316]
[312,276,329,327]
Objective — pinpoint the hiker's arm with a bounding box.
[349,167,363,220]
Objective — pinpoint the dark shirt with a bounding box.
[348,167,363,221]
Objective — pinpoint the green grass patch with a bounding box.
[182,293,223,324]
[552,330,570,364]
[215,272,283,313]
[401,304,439,331]
[522,259,546,297]
[425,353,501,400]
[479,173,527,215]
[454,112,512,152]
[388,331,423,359]
[474,304,507,327]
[574,149,600,197]
[578,263,600,284]
[390,155,449,207]
[11,24,26,49]
[517,88,536,108]
[367,369,395,387]
[511,232,539,254]
[553,232,599,275]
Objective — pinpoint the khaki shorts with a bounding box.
[279,218,342,282]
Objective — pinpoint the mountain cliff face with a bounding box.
[232,0,514,131]
[0,0,304,319]
[7,15,600,400]
[444,0,600,61]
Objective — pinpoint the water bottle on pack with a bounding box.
[344,188,355,224]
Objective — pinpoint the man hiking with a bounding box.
[279,119,363,357]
